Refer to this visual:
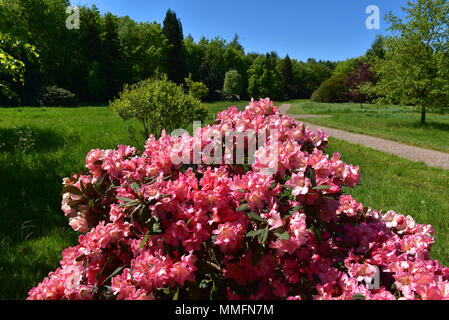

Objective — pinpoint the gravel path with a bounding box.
[278,104,449,170]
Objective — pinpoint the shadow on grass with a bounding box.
[413,121,449,132]
[0,127,65,153]
[0,128,70,245]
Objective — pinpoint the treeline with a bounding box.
[0,0,337,106]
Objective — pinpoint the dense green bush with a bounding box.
[37,86,79,107]
[110,73,208,140]
[184,73,209,101]
[222,69,242,99]
[310,73,350,103]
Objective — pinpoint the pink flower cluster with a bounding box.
[28,98,449,300]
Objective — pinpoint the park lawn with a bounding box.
[288,101,449,153]
[0,102,448,299]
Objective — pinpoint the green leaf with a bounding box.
[247,211,266,222]
[308,167,316,187]
[352,294,366,300]
[68,199,86,208]
[61,185,83,196]
[130,182,140,194]
[236,203,249,212]
[199,279,210,289]
[173,286,179,300]
[210,280,217,300]
[313,185,331,190]
[139,230,150,250]
[101,266,125,285]
[289,205,302,214]
[260,227,269,244]
[246,229,264,238]
[275,231,290,240]
[117,196,138,203]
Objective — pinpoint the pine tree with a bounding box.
[281,55,295,99]
[162,9,188,83]
[103,13,121,99]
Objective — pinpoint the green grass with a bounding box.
[203,100,250,115]
[0,106,141,299]
[288,101,449,153]
[0,101,448,299]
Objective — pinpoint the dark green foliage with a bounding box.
[37,86,79,107]
[280,55,296,99]
[311,73,349,103]
[162,9,188,84]
[248,55,283,100]
[185,74,209,101]
[366,35,386,61]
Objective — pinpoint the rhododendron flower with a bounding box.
[28,98,448,301]
[285,172,311,196]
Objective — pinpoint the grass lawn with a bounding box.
[0,101,448,299]
[288,101,449,153]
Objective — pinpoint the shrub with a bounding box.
[109,73,208,140]
[37,86,79,107]
[222,69,242,99]
[184,73,209,101]
[311,73,350,103]
[28,99,449,300]
[344,60,378,105]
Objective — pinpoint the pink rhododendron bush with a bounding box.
[28,99,449,300]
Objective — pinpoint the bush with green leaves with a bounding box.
[184,73,209,101]
[222,69,242,99]
[310,73,349,103]
[0,33,39,102]
[37,86,79,107]
[110,73,208,140]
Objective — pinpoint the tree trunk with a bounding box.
[421,105,426,124]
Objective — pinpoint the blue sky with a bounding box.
[76,0,406,62]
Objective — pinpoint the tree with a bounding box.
[0,33,39,104]
[332,58,358,76]
[280,55,295,99]
[223,69,242,99]
[368,0,449,123]
[366,35,386,60]
[102,12,122,99]
[344,60,378,106]
[109,73,207,141]
[248,55,282,100]
[118,17,168,85]
[162,9,188,83]
[310,73,349,103]
[184,73,209,101]
[184,35,204,81]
